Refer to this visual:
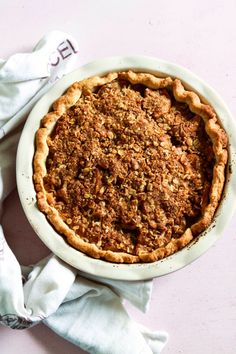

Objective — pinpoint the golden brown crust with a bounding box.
[33,70,228,263]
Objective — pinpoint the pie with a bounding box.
[33,70,228,263]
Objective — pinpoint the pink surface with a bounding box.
[1,1,236,353]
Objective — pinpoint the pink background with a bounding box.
[1,0,236,353]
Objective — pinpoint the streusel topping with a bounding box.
[43,78,214,255]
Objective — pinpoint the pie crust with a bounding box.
[33,71,228,263]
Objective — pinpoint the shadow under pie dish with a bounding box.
[33,70,228,264]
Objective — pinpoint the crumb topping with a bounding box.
[43,78,215,255]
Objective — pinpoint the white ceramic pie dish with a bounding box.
[16,56,236,280]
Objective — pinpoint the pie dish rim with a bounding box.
[16,56,236,280]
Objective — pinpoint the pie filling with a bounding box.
[41,76,219,258]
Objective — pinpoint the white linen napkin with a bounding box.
[0,31,168,354]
